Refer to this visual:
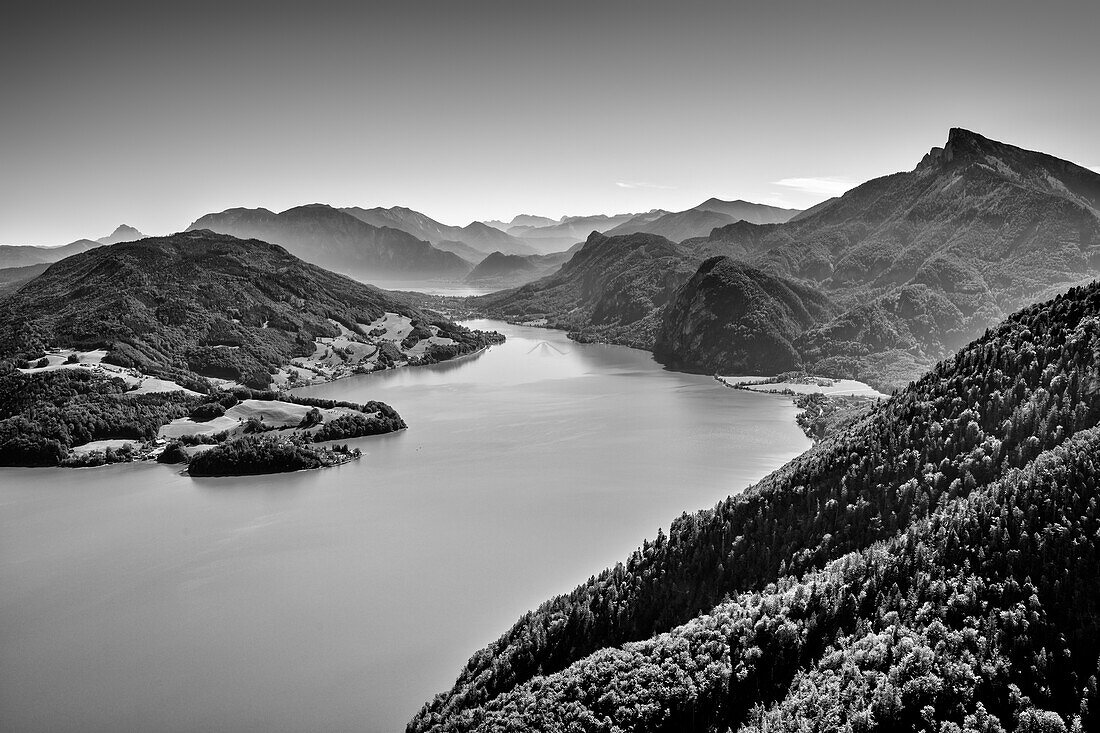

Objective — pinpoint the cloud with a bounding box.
[773,176,858,196]
[615,181,676,190]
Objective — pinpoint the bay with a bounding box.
[0,320,811,732]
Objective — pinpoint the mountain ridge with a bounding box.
[189,204,472,282]
[0,231,498,388]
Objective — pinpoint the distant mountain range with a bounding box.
[188,204,471,282]
[0,223,144,270]
[477,129,1100,390]
[341,206,538,257]
[604,199,800,241]
[0,224,147,295]
[504,212,666,252]
[0,231,495,388]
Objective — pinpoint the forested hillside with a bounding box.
[654,256,837,374]
[410,279,1100,732]
[0,231,500,388]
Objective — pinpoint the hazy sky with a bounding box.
[2,0,1098,245]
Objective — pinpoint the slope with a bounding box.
[0,231,500,388]
[411,278,1100,731]
[654,256,837,374]
[475,232,703,348]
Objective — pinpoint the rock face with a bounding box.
[189,204,471,281]
[654,256,836,374]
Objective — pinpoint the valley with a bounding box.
[2,126,1099,733]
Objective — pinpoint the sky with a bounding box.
[1,0,1098,245]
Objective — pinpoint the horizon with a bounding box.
[2,0,1099,245]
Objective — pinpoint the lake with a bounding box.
[0,320,812,733]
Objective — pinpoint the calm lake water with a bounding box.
[0,321,811,733]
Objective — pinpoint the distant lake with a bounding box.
[373,280,500,297]
[0,321,811,733]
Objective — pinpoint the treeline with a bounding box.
[187,435,360,477]
[0,367,405,468]
[410,281,1100,731]
[0,368,198,466]
[429,427,1100,731]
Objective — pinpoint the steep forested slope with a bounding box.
[411,279,1100,732]
[654,256,837,374]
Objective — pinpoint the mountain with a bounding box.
[0,231,498,389]
[483,214,557,230]
[695,198,801,223]
[611,208,738,242]
[410,277,1100,733]
[604,199,801,241]
[464,249,574,288]
[96,224,144,245]
[188,204,471,281]
[430,239,490,263]
[653,256,837,374]
[0,238,101,269]
[506,211,665,252]
[475,232,705,348]
[341,206,536,256]
[478,129,1100,391]
[457,221,538,256]
[0,224,148,270]
[665,128,1100,388]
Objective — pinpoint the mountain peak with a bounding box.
[918,127,1024,170]
[96,223,145,245]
